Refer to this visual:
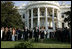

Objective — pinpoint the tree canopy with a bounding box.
[63,7,71,28]
[1,1,24,28]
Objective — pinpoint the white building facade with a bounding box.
[17,1,71,33]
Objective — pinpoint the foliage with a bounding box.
[1,1,24,29]
[14,41,33,48]
[63,7,71,28]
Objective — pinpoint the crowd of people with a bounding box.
[1,26,71,42]
[54,27,71,42]
[1,26,48,42]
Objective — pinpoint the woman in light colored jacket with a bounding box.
[12,28,16,41]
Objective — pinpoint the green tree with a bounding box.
[1,1,24,28]
[63,7,71,28]
[63,7,71,43]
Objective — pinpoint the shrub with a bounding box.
[14,41,33,48]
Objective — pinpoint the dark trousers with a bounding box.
[23,34,25,40]
[18,34,21,40]
[25,35,28,41]
[35,36,38,42]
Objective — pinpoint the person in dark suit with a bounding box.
[24,27,29,41]
[9,28,12,41]
[3,27,9,41]
[7,27,12,41]
[62,27,69,42]
[40,27,44,42]
[23,28,25,40]
[34,27,39,42]
[40,30,44,39]
[29,29,32,39]
[18,28,22,40]
[16,28,19,40]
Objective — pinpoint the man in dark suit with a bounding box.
[3,27,9,41]
[24,27,29,41]
[29,29,32,39]
[8,27,12,41]
[34,27,39,42]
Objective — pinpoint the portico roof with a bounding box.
[27,1,60,7]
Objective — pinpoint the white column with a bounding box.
[45,7,50,38]
[45,7,48,31]
[59,11,62,28]
[31,9,33,29]
[27,10,29,29]
[25,12,26,27]
[57,10,59,28]
[25,11,27,27]
[38,8,40,27]
[52,8,55,31]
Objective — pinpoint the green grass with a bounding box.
[32,43,71,48]
[1,39,71,48]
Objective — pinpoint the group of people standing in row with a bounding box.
[1,26,70,42]
[1,26,48,42]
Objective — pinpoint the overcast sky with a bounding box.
[12,1,71,6]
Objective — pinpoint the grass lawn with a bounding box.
[1,39,71,48]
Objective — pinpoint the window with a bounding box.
[54,13,57,17]
[62,14,64,18]
[23,14,25,18]
[34,12,37,16]
[62,23,64,28]
[41,11,44,16]
[29,10,31,18]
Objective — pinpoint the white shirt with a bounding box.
[44,30,46,35]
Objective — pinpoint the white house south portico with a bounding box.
[26,1,60,31]
[17,1,71,33]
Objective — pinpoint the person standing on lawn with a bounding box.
[12,28,16,41]
[18,28,22,40]
[3,27,9,41]
[9,28,12,41]
[24,27,29,41]
[40,27,44,42]
[7,27,12,41]
[34,27,39,42]
[29,28,32,39]
[1,27,4,40]
[16,28,19,40]
[23,27,25,40]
